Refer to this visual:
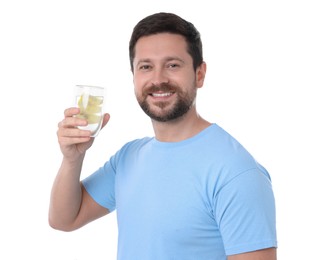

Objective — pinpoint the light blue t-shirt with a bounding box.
[83,124,277,259]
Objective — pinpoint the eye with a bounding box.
[138,64,152,71]
[167,63,180,69]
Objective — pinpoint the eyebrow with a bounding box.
[135,56,186,66]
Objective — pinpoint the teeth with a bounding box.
[152,92,172,97]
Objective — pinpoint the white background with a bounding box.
[1,0,330,259]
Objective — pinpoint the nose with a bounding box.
[151,68,169,86]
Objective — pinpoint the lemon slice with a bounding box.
[78,95,103,110]
[87,114,101,124]
[77,94,103,124]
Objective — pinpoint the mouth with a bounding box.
[151,92,174,97]
[145,83,177,100]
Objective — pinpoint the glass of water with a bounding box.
[74,85,105,137]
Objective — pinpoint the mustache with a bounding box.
[145,82,177,93]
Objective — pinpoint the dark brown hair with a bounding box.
[129,12,203,72]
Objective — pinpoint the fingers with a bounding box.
[58,116,87,129]
[58,107,90,139]
[57,124,92,156]
[58,127,91,139]
[64,107,80,117]
[58,108,111,139]
[58,135,91,147]
[58,107,86,129]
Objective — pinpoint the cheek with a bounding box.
[133,75,140,90]
[133,73,151,92]
[133,76,145,98]
[133,72,144,87]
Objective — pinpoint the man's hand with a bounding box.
[57,107,110,160]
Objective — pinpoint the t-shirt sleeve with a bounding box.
[213,168,277,255]
[82,158,116,212]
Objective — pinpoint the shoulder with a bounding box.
[206,124,266,170]
[201,124,271,189]
[112,136,153,161]
[121,136,153,150]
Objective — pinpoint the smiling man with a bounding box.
[49,12,277,260]
[133,33,201,125]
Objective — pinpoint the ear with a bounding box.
[196,62,207,88]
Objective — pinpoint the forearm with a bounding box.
[48,155,85,231]
[228,248,277,260]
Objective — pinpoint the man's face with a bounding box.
[132,33,204,122]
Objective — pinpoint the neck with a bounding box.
[151,108,211,142]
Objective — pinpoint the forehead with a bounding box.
[134,33,189,61]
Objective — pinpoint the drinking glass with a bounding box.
[74,85,105,137]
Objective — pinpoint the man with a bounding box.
[49,12,277,259]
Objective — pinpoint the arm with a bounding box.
[48,107,110,231]
[228,247,276,260]
[215,169,277,259]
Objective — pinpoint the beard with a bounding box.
[137,82,196,122]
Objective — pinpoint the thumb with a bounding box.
[101,113,110,129]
